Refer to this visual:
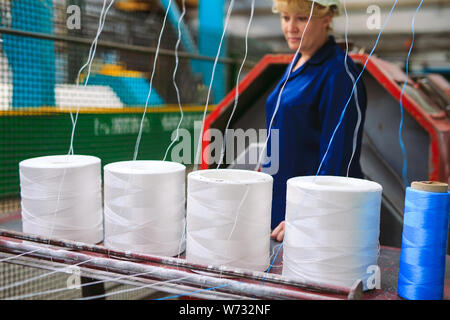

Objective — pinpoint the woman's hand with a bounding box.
[270,221,285,242]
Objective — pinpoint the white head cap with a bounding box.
[310,0,341,15]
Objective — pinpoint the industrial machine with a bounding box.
[1,53,449,300]
[201,53,450,251]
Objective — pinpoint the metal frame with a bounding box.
[0,229,363,300]
[0,27,256,67]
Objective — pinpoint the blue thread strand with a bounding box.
[262,240,283,285]
[316,0,399,175]
[397,188,450,300]
[155,284,229,300]
[398,0,423,188]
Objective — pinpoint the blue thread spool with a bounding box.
[398,181,450,300]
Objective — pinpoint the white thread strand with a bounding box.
[133,0,172,161]
[0,248,42,263]
[282,176,382,290]
[3,266,187,300]
[163,0,186,162]
[194,0,235,171]
[186,169,273,271]
[69,0,114,156]
[342,0,362,177]
[217,0,255,169]
[0,254,96,293]
[76,276,191,300]
[1,272,142,300]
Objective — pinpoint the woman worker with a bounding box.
[265,0,367,241]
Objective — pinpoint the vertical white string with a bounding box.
[69,0,115,156]
[343,0,362,178]
[133,0,173,161]
[217,0,255,169]
[163,0,187,162]
[193,0,236,171]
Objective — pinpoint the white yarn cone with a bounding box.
[104,160,186,256]
[187,169,273,271]
[19,155,103,244]
[282,176,382,290]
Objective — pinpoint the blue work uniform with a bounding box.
[263,36,367,230]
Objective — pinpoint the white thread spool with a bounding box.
[187,169,273,271]
[104,161,186,256]
[19,155,103,244]
[282,176,382,290]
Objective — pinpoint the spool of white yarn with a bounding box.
[104,161,186,256]
[187,169,273,271]
[282,176,382,290]
[19,155,103,244]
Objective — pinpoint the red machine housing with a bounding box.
[202,53,449,183]
[201,53,450,249]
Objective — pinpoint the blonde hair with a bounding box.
[272,0,338,18]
